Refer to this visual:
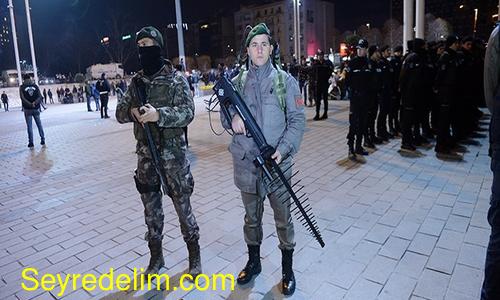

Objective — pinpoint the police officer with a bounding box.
[313,50,333,120]
[377,45,395,141]
[115,26,201,278]
[434,36,463,160]
[221,23,305,295]
[96,73,110,118]
[345,39,372,160]
[389,45,403,137]
[366,45,383,148]
[399,38,427,154]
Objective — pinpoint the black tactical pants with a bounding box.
[299,80,308,105]
[401,105,415,147]
[435,104,453,152]
[347,94,367,149]
[377,90,391,138]
[389,92,401,133]
[366,94,379,142]
[315,85,329,115]
[100,95,109,118]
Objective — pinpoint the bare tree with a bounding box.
[94,11,137,65]
[428,18,453,42]
[382,19,402,48]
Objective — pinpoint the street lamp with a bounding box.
[473,8,478,37]
[366,23,371,30]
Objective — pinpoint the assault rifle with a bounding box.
[132,77,169,195]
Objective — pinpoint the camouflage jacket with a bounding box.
[116,65,194,146]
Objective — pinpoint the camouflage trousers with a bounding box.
[135,140,199,243]
[241,162,295,250]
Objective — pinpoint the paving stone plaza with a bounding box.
[0,96,492,299]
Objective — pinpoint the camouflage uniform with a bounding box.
[115,65,199,253]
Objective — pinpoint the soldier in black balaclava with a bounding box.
[116,26,202,279]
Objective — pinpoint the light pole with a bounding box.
[415,0,425,39]
[7,0,22,86]
[175,0,186,71]
[24,0,38,84]
[473,8,478,37]
[403,0,415,54]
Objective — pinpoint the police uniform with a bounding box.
[377,48,395,140]
[434,41,460,155]
[388,47,403,135]
[366,46,383,147]
[345,39,372,156]
[115,26,201,278]
[220,23,305,295]
[400,40,427,151]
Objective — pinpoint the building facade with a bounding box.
[234,0,335,63]
[0,0,13,72]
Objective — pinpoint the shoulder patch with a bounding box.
[295,95,304,107]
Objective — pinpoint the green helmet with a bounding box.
[135,26,164,48]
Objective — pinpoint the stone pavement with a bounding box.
[0,96,492,300]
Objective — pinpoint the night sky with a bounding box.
[2,0,390,75]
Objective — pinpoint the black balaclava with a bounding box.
[138,46,164,76]
[136,26,165,76]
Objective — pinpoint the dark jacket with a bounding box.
[19,82,43,110]
[345,56,372,97]
[435,48,460,104]
[400,52,427,107]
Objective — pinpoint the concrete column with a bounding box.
[415,0,425,39]
[175,0,185,70]
[24,0,38,84]
[403,0,415,54]
[293,0,298,58]
[8,0,22,86]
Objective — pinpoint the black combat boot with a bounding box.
[237,245,261,285]
[145,238,165,275]
[187,240,202,279]
[348,144,356,159]
[281,249,296,295]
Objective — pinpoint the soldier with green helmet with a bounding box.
[221,23,305,295]
[115,26,201,279]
